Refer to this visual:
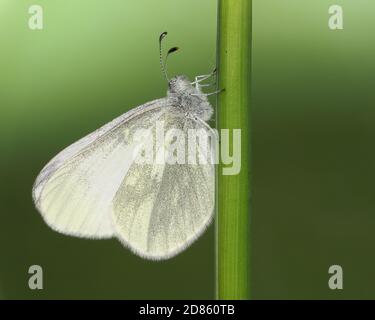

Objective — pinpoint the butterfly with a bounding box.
[32,32,222,260]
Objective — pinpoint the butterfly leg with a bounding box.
[191,68,217,89]
[198,81,217,88]
[191,88,225,97]
[192,75,214,90]
[194,77,217,91]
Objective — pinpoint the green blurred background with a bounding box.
[0,0,374,299]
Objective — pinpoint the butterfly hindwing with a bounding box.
[112,112,215,259]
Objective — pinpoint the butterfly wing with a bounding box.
[32,98,166,238]
[112,112,216,259]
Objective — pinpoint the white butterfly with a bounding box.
[32,32,221,260]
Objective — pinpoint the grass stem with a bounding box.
[216,0,252,300]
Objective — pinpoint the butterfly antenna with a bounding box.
[165,47,179,80]
[159,32,179,82]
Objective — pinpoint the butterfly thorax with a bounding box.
[167,75,213,121]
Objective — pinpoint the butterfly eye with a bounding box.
[168,78,177,89]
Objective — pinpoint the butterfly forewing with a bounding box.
[32,99,165,238]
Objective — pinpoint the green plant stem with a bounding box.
[216,0,252,299]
